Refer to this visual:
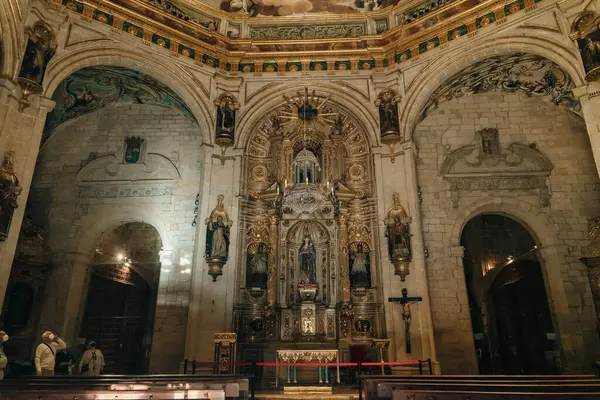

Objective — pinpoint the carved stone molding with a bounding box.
[441,136,553,209]
[76,153,181,186]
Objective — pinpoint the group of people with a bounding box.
[0,330,105,380]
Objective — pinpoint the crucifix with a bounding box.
[388,288,422,354]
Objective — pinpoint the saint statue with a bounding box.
[376,90,400,139]
[246,243,268,289]
[205,194,233,259]
[385,192,411,259]
[214,94,239,147]
[0,151,22,240]
[298,235,317,284]
[350,243,371,288]
[18,23,56,87]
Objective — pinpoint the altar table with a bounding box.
[275,350,340,387]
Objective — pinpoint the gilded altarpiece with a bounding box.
[233,90,385,362]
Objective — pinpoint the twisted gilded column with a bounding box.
[338,213,350,303]
[267,213,279,305]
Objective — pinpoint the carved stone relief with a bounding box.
[77,153,181,185]
[440,129,553,208]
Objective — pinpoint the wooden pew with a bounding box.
[362,375,600,400]
[393,389,600,400]
[0,374,251,400]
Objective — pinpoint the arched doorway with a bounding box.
[461,213,559,374]
[80,222,162,374]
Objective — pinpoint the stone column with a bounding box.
[0,78,55,311]
[402,143,438,366]
[579,217,600,370]
[267,213,278,305]
[448,244,477,373]
[184,146,242,365]
[38,251,91,345]
[338,213,350,303]
[573,84,600,176]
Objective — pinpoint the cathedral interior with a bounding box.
[2,0,600,396]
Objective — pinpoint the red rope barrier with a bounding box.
[188,362,255,366]
[361,361,421,366]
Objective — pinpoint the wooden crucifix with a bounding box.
[388,288,422,354]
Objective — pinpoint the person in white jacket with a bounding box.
[35,331,66,376]
[79,341,104,376]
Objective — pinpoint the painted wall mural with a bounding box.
[44,66,196,141]
[420,53,581,121]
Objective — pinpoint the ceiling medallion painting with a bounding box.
[421,53,580,121]
[44,66,196,141]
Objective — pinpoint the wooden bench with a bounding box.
[392,389,600,400]
[362,375,600,400]
[0,374,251,400]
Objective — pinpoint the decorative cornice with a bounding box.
[48,0,546,73]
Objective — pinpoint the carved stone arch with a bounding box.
[0,0,23,78]
[236,82,380,150]
[76,153,181,186]
[450,198,554,249]
[448,196,571,327]
[42,45,213,144]
[571,11,600,37]
[402,35,585,140]
[286,220,330,246]
[71,210,173,260]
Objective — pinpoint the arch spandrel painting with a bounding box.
[44,66,196,141]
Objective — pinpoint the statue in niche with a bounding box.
[246,243,268,289]
[375,90,400,139]
[573,13,600,81]
[0,151,22,241]
[479,128,500,156]
[214,94,239,147]
[299,235,317,284]
[205,194,232,259]
[18,22,56,87]
[350,243,371,288]
[385,193,411,259]
[124,137,145,164]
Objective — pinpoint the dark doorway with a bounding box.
[461,214,559,374]
[80,222,162,374]
[80,268,149,374]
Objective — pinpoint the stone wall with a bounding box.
[414,92,600,373]
[29,103,203,373]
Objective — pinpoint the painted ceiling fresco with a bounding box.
[421,53,581,121]
[150,0,401,17]
[44,66,196,141]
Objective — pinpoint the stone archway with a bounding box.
[460,213,559,374]
[401,36,585,140]
[81,221,162,375]
[42,45,213,145]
